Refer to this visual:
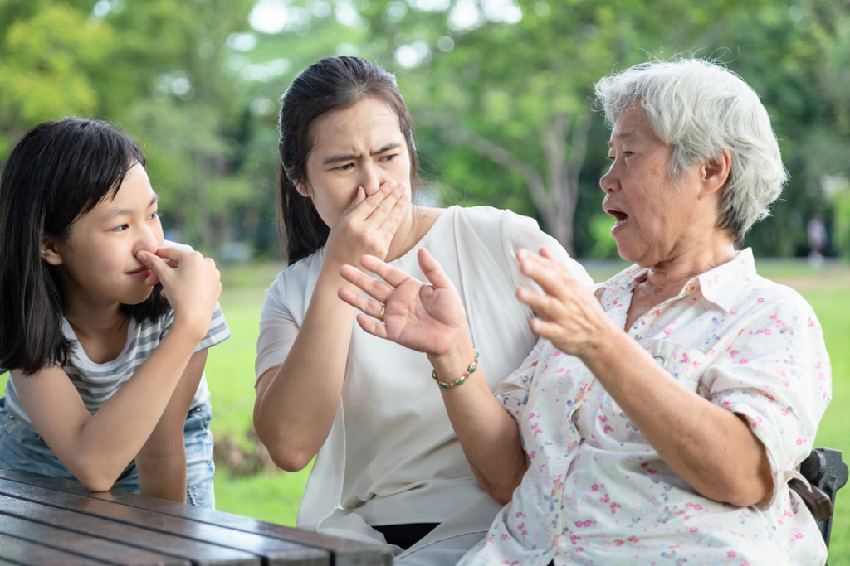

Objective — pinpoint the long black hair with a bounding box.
[0,118,170,375]
[278,56,420,264]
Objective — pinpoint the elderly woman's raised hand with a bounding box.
[338,248,469,356]
[516,247,616,360]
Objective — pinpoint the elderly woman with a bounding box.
[337,59,831,565]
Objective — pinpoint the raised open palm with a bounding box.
[338,249,468,357]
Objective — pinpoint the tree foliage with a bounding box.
[1,0,848,259]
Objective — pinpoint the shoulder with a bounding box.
[450,205,547,252]
[740,273,818,319]
[453,206,540,235]
[260,250,325,324]
[266,250,324,300]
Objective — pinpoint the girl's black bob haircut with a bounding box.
[0,118,170,375]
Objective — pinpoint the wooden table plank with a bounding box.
[0,479,326,566]
[0,471,394,566]
[0,513,190,565]
[0,532,113,565]
[0,493,259,566]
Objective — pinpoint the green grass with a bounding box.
[807,284,850,564]
[1,259,848,562]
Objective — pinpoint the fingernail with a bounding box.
[395,182,404,192]
[137,251,147,260]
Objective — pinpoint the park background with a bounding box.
[1,0,849,561]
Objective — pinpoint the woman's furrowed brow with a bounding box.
[321,143,402,165]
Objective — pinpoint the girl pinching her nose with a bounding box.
[0,118,230,507]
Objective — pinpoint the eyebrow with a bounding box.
[321,143,402,165]
[608,131,637,147]
[105,194,159,218]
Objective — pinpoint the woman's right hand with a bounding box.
[138,247,221,338]
[324,180,408,268]
[338,248,468,357]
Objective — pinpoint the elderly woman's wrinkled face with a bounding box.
[600,106,717,268]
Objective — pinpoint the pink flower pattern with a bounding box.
[459,250,831,566]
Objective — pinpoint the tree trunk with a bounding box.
[436,111,592,255]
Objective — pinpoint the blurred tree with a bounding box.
[800,0,850,257]
[0,0,255,255]
[348,0,780,253]
[2,0,846,259]
[0,1,112,156]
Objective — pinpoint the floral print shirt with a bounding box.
[460,249,831,566]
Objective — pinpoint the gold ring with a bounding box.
[379,305,385,323]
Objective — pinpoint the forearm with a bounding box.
[583,331,771,506]
[254,269,357,471]
[430,343,529,504]
[136,449,187,503]
[65,323,203,489]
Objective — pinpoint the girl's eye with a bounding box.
[336,163,354,171]
[111,224,129,232]
[148,211,159,221]
[380,154,397,163]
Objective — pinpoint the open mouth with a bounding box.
[607,209,628,224]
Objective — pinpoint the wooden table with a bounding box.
[0,470,394,565]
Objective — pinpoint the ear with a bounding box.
[294,179,312,198]
[699,148,731,200]
[41,236,63,266]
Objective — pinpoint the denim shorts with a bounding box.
[0,396,216,508]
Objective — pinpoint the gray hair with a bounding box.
[593,58,787,241]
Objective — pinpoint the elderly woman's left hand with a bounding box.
[516,248,617,359]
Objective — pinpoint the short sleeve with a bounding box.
[702,295,832,507]
[495,338,554,426]
[159,303,230,353]
[254,274,300,384]
[195,303,230,353]
[500,211,594,292]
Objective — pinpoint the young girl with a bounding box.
[0,118,229,508]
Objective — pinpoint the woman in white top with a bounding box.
[252,56,592,564]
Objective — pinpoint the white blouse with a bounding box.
[255,206,593,553]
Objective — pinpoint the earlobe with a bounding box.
[41,237,63,266]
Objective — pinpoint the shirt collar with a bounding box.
[594,248,757,313]
[689,248,756,311]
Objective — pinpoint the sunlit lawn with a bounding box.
[1,258,847,561]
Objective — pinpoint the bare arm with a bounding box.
[135,350,208,503]
[12,248,221,492]
[253,182,408,472]
[253,269,358,471]
[338,249,529,503]
[428,342,529,504]
[581,333,771,506]
[515,248,771,507]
